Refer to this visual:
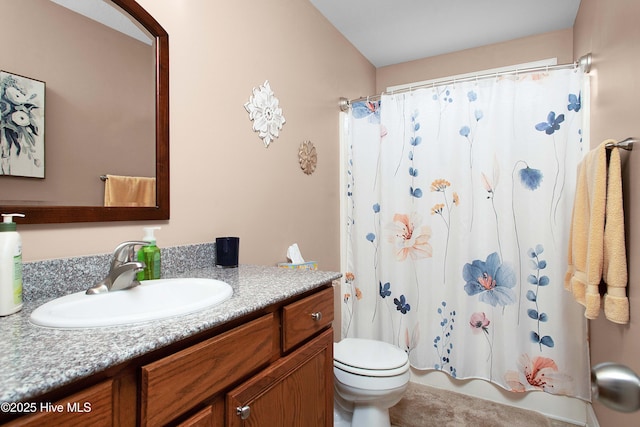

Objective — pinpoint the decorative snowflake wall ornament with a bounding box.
[244,80,286,147]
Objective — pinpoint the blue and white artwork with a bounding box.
[0,71,45,178]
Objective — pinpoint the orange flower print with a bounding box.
[453,192,460,206]
[343,293,351,303]
[431,179,451,192]
[504,354,572,394]
[345,272,355,283]
[431,203,444,215]
[355,288,363,300]
[387,212,433,261]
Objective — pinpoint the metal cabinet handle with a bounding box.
[236,405,251,420]
[311,312,322,321]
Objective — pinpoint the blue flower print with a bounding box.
[459,126,470,137]
[535,111,565,135]
[519,167,543,190]
[410,187,423,198]
[379,282,391,298]
[394,295,411,314]
[373,203,380,213]
[467,91,477,102]
[463,252,516,307]
[366,233,376,242]
[568,93,581,112]
[351,101,381,124]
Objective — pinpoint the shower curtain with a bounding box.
[342,68,590,400]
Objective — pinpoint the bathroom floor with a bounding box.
[389,382,579,427]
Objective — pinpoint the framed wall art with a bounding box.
[0,71,45,178]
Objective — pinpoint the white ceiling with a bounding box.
[309,0,581,68]
[50,0,152,45]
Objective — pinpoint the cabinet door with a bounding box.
[3,380,113,427]
[226,328,333,427]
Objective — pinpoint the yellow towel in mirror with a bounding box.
[103,174,156,207]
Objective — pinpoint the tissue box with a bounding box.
[277,261,318,270]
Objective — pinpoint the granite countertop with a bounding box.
[0,265,341,403]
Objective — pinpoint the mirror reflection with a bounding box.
[1,0,156,207]
[0,0,169,223]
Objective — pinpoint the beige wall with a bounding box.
[3,0,154,205]
[376,28,574,92]
[18,0,375,273]
[574,0,640,426]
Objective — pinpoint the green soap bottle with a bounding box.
[137,227,161,280]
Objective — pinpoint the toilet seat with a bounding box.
[334,338,409,377]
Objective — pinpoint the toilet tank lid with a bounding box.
[334,338,408,370]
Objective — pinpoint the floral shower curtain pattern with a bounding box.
[343,68,590,399]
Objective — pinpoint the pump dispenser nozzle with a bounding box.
[142,226,161,243]
[0,214,25,232]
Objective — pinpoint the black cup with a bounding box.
[216,237,239,267]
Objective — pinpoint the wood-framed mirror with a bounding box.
[0,0,169,224]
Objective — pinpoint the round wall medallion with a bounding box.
[298,140,317,175]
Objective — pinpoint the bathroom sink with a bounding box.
[30,278,233,329]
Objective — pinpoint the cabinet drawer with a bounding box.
[141,314,275,427]
[5,380,113,427]
[282,287,334,352]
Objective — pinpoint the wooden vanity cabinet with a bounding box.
[142,284,334,426]
[2,283,334,427]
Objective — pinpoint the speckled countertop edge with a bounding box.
[0,262,341,403]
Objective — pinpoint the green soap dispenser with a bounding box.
[137,227,161,280]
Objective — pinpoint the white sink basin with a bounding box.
[30,278,233,329]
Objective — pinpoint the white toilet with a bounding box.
[333,338,411,427]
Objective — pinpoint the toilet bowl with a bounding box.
[333,338,410,427]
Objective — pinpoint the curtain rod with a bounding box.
[339,53,592,112]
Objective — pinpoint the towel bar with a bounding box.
[605,137,635,151]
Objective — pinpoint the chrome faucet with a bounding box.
[86,241,149,294]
